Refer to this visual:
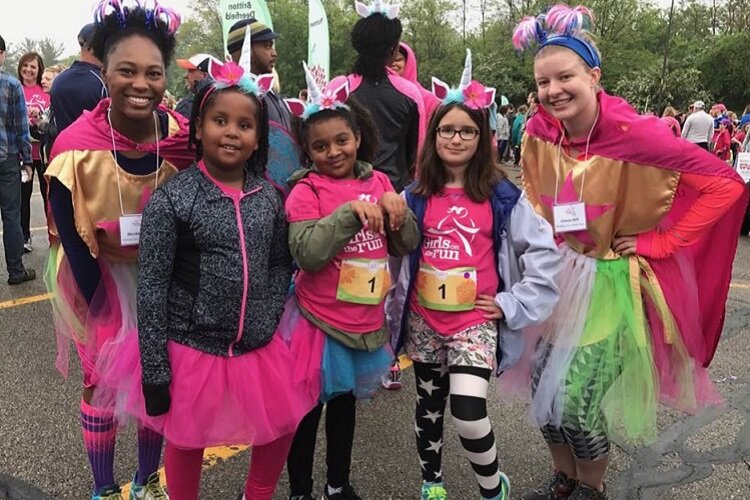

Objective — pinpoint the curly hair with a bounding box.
[17,52,44,86]
[350,14,402,82]
[188,85,270,177]
[91,6,177,67]
[291,97,379,168]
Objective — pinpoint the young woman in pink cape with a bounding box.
[506,5,749,500]
[44,1,191,498]
[390,42,441,121]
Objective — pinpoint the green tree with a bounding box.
[698,30,750,111]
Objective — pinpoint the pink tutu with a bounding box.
[278,296,393,402]
[97,325,320,449]
[44,245,137,389]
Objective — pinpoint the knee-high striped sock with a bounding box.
[449,366,502,499]
[136,425,164,484]
[413,362,450,483]
[80,399,117,493]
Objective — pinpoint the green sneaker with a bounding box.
[483,471,511,500]
[129,472,169,500]
[92,485,122,500]
[422,482,447,500]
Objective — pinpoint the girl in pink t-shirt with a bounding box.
[281,75,420,499]
[387,55,560,500]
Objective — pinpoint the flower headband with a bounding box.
[199,25,275,112]
[512,4,601,69]
[354,0,400,19]
[431,49,496,110]
[284,62,350,120]
[94,0,181,35]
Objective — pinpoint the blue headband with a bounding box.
[541,35,600,69]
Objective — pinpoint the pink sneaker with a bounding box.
[381,363,402,390]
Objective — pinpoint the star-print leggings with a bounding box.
[413,362,503,499]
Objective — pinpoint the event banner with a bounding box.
[308,0,330,89]
[219,0,274,58]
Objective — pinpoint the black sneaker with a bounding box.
[23,237,32,253]
[322,483,361,500]
[8,269,36,285]
[521,471,578,500]
[568,483,608,500]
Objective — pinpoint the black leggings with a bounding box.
[20,159,47,240]
[287,392,357,495]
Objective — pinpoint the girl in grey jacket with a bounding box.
[112,59,319,500]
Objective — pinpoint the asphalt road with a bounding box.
[0,179,748,499]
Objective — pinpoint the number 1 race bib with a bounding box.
[417,263,477,312]
[337,258,390,305]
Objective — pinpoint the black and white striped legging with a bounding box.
[414,362,503,499]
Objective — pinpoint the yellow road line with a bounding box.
[398,353,412,370]
[120,445,250,494]
[730,283,750,289]
[0,293,52,310]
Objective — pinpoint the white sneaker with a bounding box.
[130,472,168,500]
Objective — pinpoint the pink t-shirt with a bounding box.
[286,170,394,333]
[22,84,50,161]
[411,187,499,335]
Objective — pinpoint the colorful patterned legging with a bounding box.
[531,339,623,461]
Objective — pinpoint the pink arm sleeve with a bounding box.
[637,172,745,259]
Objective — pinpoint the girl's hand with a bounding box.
[475,294,504,320]
[379,192,407,231]
[350,200,384,234]
[612,235,637,256]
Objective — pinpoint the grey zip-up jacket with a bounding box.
[137,165,291,388]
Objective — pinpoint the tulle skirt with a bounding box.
[277,296,393,402]
[97,329,320,449]
[44,244,137,389]
[46,244,320,448]
[500,244,722,445]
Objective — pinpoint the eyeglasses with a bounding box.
[436,126,480,141]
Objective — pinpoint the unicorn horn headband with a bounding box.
[354,0,400,19]
[284,63,350,120]
[512,4,601,69]
[431,49,496,110]
[199,26,275,112]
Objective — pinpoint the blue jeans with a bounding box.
[0,157,26,277]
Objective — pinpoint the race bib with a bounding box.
[119,214,142,246]
[553,202,587,233]
[336,258,390,305]
[417,264,477,312]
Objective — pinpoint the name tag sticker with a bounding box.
[553,202,587,233]
[119,214,142,246]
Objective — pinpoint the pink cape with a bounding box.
[393,42,440,120]
[50,98,194,170]
[526,91,749,367]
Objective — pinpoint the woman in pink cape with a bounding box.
[506,5,748,500]
[390,42,441,121]
[44,1,192,498]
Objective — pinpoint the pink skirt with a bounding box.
[97,324,321,449]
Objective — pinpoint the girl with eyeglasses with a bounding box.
[387,53,561,500]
